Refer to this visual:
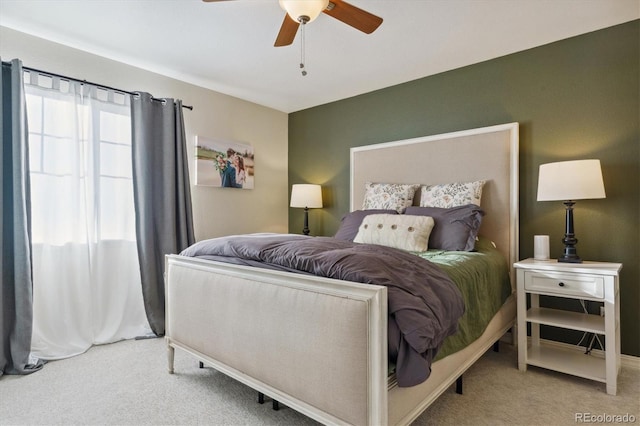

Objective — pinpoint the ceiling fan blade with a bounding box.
[274,14,300,47]
[323,0,383,34]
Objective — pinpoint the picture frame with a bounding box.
[195,136,254,189]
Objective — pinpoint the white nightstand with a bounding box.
[514,258,622,395]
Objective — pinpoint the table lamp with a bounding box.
[290,184,323,235]
[537,159,606,263]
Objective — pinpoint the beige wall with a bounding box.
[1,26,289,241]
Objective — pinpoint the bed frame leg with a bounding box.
[257,392,280,410]
[493,340,500,352]
[456,375,463,394]
[199,361,204,368]
[167,343,175,374]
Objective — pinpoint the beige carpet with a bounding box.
[1,337,638,425]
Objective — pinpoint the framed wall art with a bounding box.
[195,136,254,189]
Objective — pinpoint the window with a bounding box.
[25,75,135,244]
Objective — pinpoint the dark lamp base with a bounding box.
[558,254,582,263]
[302,207,310,236]
[558,200,583,263]
[559,238,582,263]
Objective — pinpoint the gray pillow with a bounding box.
[404,204,484,251]
[333,209,398,242]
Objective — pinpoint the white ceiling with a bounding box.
[1,0,638,113]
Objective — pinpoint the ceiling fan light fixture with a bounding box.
[279,0,329,23]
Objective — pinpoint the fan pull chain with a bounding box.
[299,18,307,76]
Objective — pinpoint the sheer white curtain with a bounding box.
[24,73,150,360]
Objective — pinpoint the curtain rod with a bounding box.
[2,61,193,110]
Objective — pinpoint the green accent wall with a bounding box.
[288,21,639,356]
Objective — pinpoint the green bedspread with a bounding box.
[415,237,513,361]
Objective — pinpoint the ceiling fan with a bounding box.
[202,0,383,47]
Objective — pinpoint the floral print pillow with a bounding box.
[420,180,486,208]
[362,182,420,213]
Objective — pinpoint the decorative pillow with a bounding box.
[404,204,484,251]
[420,180,486,208]
[334,209,398,242]
[353,214,434,252]
[362,182,420,213]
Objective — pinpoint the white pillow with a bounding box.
[362,182,420,213]
[354,214,434,252]
[420,180,486,208]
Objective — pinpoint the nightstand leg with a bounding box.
[530,294,540,346]
[516,268,527,371]
[605,287,618,395]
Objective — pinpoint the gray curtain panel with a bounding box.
[0,58,43,375]
[131,92,195,336]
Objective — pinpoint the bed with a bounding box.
[164,122,519,425]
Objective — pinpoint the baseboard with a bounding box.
[532,338,640,370]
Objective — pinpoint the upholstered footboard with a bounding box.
[165,254,388,425]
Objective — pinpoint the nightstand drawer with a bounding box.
[524,271,604,299]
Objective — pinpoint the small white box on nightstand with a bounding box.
[533,235,550,260]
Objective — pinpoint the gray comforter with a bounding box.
[180,233,464,387]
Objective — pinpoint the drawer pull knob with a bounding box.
[558,282,565,287]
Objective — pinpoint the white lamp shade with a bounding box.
[279,0,329,22]
[290,184,323,208]
[537,159,606,201]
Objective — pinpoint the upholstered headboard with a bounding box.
[350,123,519,271]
